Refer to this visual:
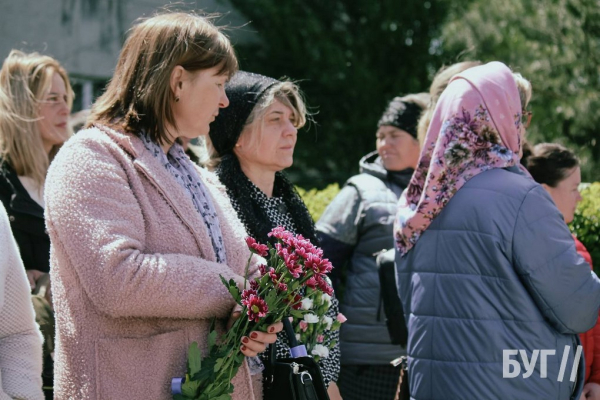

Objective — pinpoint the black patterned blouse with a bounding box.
[230,179,341,387]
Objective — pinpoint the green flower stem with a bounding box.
[243,252,253,292]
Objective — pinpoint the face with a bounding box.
[171,65,229,141]
[235,99,298,173]
[543,166,582,224]
[38,72,70,153]
[376,125,421,171]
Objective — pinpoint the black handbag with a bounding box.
[377,249,408,346]
[263,319,330,400]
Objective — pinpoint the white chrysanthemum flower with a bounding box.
[304,313,319,323]
[311,344,330,359]
[322,316,333,330]
[301,297,314,310]
[321,293,332,305]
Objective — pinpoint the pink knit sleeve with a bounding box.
[0,205,44,400]
[44,134,244,320]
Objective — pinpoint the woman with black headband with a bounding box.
[316,93,428,400]
[208,71,342,399]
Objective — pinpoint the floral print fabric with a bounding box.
[395,62,526,255]
[141,134,227,264]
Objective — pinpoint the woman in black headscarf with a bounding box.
[208,71,342,399]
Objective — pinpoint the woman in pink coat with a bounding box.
[44,12,281,400]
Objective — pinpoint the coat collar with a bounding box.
[94,125,217,262]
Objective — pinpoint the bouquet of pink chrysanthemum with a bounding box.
[172,227,333,400]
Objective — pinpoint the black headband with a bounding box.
[377,97,423,138]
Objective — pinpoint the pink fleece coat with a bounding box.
[45,126,262,400]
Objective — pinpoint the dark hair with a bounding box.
[525,143,580,187]
[377,93,429,139]
[87,12,238,146]
[519,139,533,169]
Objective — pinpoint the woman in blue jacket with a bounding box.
[394,61,600,400]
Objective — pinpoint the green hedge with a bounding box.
[299,181,600,272]
[296,183,341,223]
[570,182,600,274]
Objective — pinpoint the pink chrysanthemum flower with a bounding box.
[245,237,269,257]
[242,294,268,323]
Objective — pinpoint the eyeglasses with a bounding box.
[521,110,533,129]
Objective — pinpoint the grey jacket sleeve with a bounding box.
[512,185,600,334]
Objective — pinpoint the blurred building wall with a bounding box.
[0,0,256,111]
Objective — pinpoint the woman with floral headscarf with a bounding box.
[394,61,600,399]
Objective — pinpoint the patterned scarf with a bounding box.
[141,134,227,264]
[395,62,526,255]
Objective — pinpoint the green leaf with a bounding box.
[265,289,277,308]
[220,276,242,303]
[290,308,305,319]
[187,342,202,377]
[220,275,229,288]
[207,330,218,353]
[214,357,224,373]
[181,377,201,398]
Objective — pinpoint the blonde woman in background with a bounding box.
[416,60,481,145]
[0,50,73,399]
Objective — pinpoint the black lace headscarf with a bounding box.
[209,71,317,245]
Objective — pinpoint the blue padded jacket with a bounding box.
[396,166,600,400]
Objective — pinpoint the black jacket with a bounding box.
[0,162,50,272]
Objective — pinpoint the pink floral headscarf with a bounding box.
[395,61,526,255]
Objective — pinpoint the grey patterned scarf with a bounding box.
[141,133,227,264]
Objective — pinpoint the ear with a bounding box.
[170,66,185,98]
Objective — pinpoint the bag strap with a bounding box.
[264,317,296,382]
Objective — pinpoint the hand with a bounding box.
[240,321,283,357]
[327,381,343,400]
[26,269,45,292]
[582,382,600,400]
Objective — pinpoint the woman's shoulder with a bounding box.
[57,126,112,158]
[47,126,138,191]
[54,125,140,167]
[465,167,538,199]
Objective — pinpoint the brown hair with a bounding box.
[87,12,238,146]
[0,50,73,186]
